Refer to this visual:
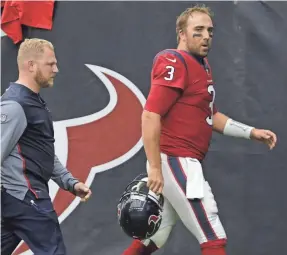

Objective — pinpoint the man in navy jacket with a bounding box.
[1,38,92,255]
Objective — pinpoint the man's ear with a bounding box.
[27,60,35,72]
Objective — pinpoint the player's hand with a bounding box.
[147,167,164,195]
[250,128,277,150]
[74,182,92,202]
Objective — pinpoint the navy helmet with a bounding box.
[117,173,164,240]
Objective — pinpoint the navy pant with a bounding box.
[1,189,66,255]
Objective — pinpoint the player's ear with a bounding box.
[179,29,186,42]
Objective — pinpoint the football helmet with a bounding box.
[117,173,164,240]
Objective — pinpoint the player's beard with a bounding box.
[186,39,211,58]
[189,44,209,57]
[35,68,54,88]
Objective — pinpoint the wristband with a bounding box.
[223,119,254,139]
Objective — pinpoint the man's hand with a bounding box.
[147,167,164,195]
[74,182,92,202]
[250,128,277,150]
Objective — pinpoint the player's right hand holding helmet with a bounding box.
[117,174,164,240]
[147,166,164,195]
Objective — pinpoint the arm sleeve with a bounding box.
[145,52,187,116]
[51,155,79,194]
[151,53,188,90]
[144,85,181,116]
[1,100,27,163]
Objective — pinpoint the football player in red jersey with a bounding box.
[122,4,277,255]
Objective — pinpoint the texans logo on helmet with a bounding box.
[12,65,146,255]
[146,214,162,238]
[148,215,161,226]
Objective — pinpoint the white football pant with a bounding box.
[144,153,227,248]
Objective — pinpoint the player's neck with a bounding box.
[177,43,188,53]
[16,75,41,94]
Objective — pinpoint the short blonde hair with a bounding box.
[17,38,54,65]
[176,4,214,43]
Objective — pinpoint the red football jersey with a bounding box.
[150,49,217,160]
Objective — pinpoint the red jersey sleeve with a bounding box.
[144,85,181,116]
[151,53,188,90]
[213,104,218,114]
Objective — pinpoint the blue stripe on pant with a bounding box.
[167,156,217,241]
[1,189,66,255]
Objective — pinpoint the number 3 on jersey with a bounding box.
[164,65,175,81]
[206,85,215,125]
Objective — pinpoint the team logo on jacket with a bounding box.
[13,65,146,255]
[1,114,7,123]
